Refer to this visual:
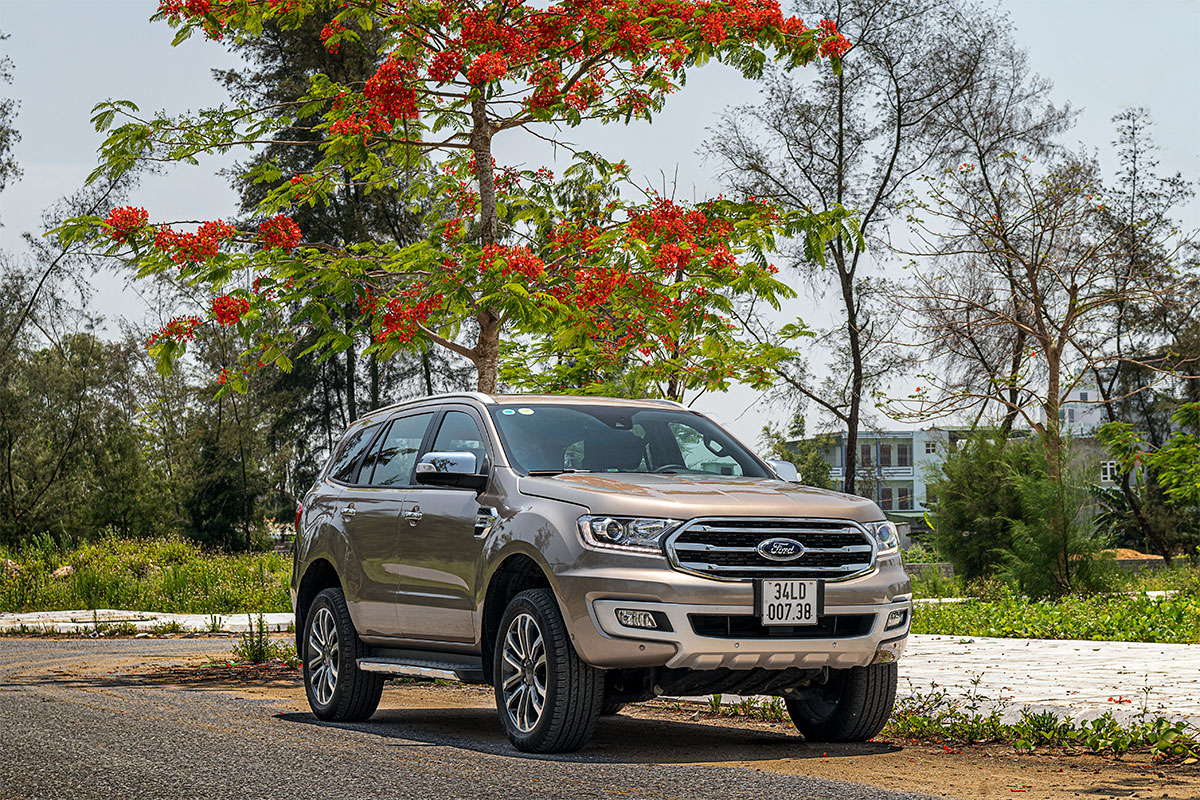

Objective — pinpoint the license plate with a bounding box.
[758,579,822,626]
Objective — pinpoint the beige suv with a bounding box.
[292,393,911,753]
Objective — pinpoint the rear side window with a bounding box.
[362,413,434,487]
[328,424,380,484]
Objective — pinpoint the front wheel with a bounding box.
[786,663,897,742]
[493,588,603,753]
[303,587,384,722]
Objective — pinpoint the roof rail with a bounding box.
[367,391,495,418]
[639,398,688,409]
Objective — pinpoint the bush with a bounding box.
[1000,465,1115,598]
[927,433,1043,580]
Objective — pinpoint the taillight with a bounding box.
[294,503,303,535]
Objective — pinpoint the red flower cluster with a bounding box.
[467,51,508,84]
[378,288,445,343]
[153,220,237,265]
[363,53,419,123]
[320,20,345,53]
[817,18,850,58]
[146,315,203,348]
[258,214,302,252]
[104,206,149,244]
[627,197,736,275]
[212,295,250,326]
[478,244,546,280]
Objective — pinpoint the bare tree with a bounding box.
[895,152,1191,489]
[705,0,1043,494]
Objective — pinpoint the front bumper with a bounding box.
[589,597,911,670]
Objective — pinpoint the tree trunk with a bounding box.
[470,94,501,393]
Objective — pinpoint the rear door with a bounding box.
[338,411,435,637]
[394,406,494,643]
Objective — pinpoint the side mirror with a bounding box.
[765,458,800,483]
[415,451,488,491]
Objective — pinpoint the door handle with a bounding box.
[403,506,423,526]
[340,505,357,518]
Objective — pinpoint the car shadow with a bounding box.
[274,706,901,764]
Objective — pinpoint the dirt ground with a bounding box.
[121,648,1200,800]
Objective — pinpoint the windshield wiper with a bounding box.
[527,469,592,476]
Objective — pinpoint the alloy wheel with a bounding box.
[500,612,547,733]
[307,606,339,706]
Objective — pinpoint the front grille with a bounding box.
[690,613,874,639]
[666,517,875,581]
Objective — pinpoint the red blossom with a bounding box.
[212,295,250,326]
[467,51,508,84]
[146,315,203,348]
[153,220,237,265]
[104,206,150,244]
[320,20,345,53]
[258,214,302,252]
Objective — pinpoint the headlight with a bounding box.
[577,516,680,554]
[866,520,899,555]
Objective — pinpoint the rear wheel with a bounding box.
[785,663,897,742]
[600,699,627,716]
[493,588,603,753]
[303,587,384,722]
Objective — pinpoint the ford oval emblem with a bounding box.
[757,537,806,561]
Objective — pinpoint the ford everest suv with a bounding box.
[292,393,911,753]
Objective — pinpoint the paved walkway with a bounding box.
[0,608,293,634]
[2,610,1196,723]
[901,634,1200,724]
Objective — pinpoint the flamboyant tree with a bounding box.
[61,0,855,397]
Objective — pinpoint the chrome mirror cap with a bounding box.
[765,459,800,483]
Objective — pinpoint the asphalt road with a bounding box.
[0,638,952,800]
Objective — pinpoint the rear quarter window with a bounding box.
[327,423,380,484]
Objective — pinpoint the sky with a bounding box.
[0,0,1198,444]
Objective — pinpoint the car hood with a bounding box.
[517,473,883,523]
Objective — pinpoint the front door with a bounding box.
[395,407,492,643]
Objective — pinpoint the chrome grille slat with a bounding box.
[665,517,877,582]
[678,561,873,574]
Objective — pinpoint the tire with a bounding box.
[785,663,897,742]
[493,588,603,753]
[600,700,627,716]
[303,587,384,722]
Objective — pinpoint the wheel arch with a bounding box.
[480,552,552,685]
[296,558,342,655]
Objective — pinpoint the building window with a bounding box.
[898,487,912,510]
[1100,461,1119,483]
[897,443,911,467]
[880,487,893,509]
[860,444,872,466]
[1080,391,1089,402]
[925,441,937,455]
[880,444,892,467]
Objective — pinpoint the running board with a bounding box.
[357,655,486,684]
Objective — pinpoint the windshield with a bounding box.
[488,404,771,478]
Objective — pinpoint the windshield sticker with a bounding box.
[518,407,535,415]
[501,408,516,415]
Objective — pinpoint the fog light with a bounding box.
[616,609,658,630]
[885,609,908,630]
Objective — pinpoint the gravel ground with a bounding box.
[0,638,947,800]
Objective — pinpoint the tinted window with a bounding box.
[362,413,433,487]
[488,405,769,478]
[428,411,489,473]
[329,423,381,483]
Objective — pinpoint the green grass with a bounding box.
[912,586,1200,644]
[0,535,291,614]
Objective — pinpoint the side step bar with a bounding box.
[357,653,486,684]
